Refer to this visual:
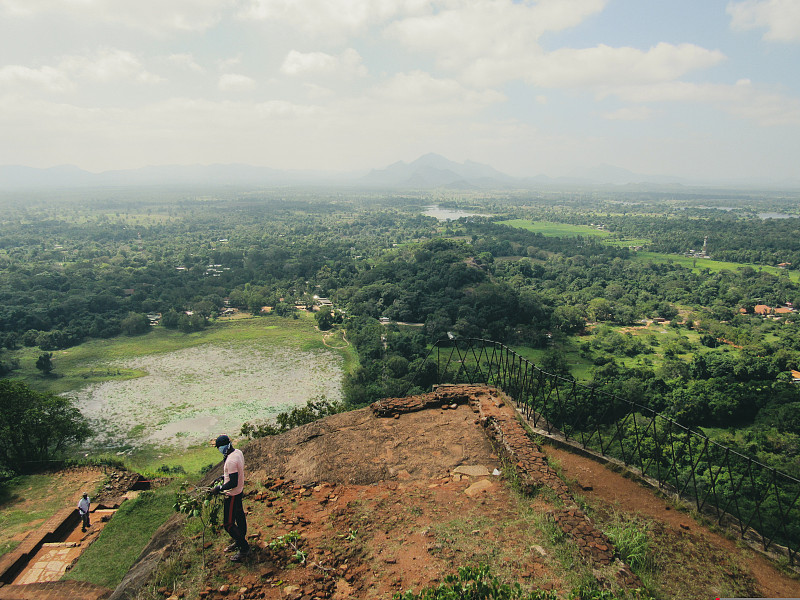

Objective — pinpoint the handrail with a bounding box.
[405,337,800,565]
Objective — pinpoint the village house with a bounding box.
[746,304,796,319]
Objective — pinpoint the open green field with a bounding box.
[499,219,651,248]
[631,251,800,282]
[499,219,610,238]
[601,237,652,247]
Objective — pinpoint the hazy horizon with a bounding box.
[1,1,799,182]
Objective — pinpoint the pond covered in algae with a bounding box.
[66,342,343,450]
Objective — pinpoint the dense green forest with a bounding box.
[1,187,799,481]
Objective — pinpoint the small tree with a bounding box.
[36,352,53,375]
[315,306,334,330]
[173,483,223,568]
[121,312,150,335]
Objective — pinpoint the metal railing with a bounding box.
[407,338,800,565]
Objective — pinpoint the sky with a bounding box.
[1,0,799,181]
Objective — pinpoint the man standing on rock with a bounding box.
[78,492,90,532]
[210,434,249,562]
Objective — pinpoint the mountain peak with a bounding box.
[361,154,513,189]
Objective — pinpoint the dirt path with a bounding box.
[321,328,349,349]
[544,444,800,599]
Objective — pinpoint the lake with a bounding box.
[66,342,343,451]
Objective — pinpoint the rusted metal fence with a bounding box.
[408,337,800,565]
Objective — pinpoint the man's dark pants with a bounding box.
[223,493,248,552]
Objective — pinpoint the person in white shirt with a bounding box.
[77,492,90,532]
[210,434,249,562]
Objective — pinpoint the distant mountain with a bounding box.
[360,153,516,189]
[0,163,344,188]
[0,165,98,187]
[2,156,798,190]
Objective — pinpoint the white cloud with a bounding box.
[218,73,257,91]
[386,0,607,73]
[60,48,163,83]
[386,2,722,89]
[608,80,800,126]
[303,83,336,100]
[0,0,233,33]
[280,48,367,79]
[370,71,505,114]
[602,106,654,121]
[727,0,800,42]
[216,55,243,70]
[238,0,429,37]
[0,48,161,96]
[0,64,73,93]
[168,53,205,73]
[522,43,725,89]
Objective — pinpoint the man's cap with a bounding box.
[82,492,88,497]
[214,434,231,447]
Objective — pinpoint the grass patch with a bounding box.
[510,340,595,382]
[631,251,800,282]
[602,238,652,247]
[122,444,221,479]
[64,485,178,589]
[499,220,610,238]
[520,506,595,590]
[602,514,652,571]
[433,515,507,570]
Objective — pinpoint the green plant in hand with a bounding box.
[173,483,223,568]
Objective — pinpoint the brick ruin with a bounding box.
[371,383,642,589]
